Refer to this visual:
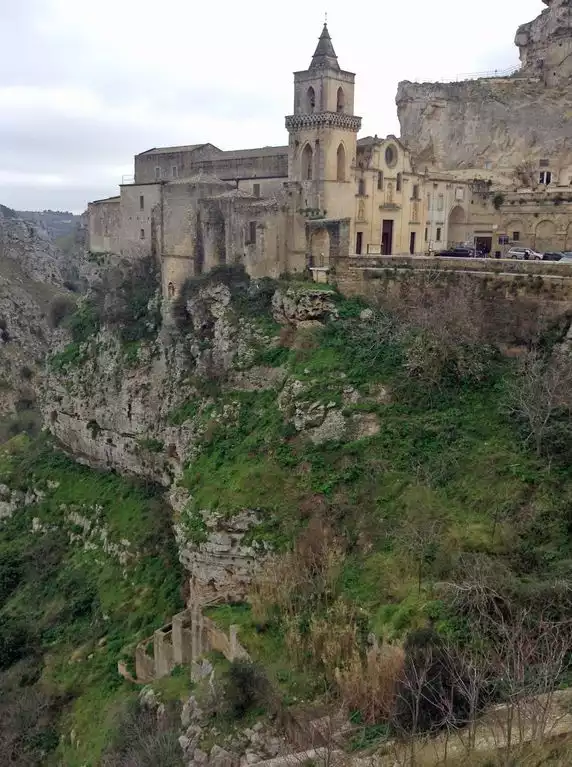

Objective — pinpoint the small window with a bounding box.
[306,86,316,113]
[336,87,345,113]
[358,178,366,196]
[356,231,363,255]
[377,172,383,190]
[436,227,442,242]
[172,166,178,178]
[539,159,550,168]
[140,228,145,240]
[484,161,493,170]
[425,227,428,242]
[437,193,444,211]
[396,173,402,193]
[155,167,161,180]
[427,193,431,210]
[412,184,419,200]
[539,171,552,185]
[246,221,256,245]
[253,183,261,198]
[139,195,144,211]
[513,231,520,242]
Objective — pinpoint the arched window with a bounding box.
[167,282,175,299]
[306,86,316,113]
[396,172,402,192]
[358,178,366,196]
[336,87,345,113]
[336,143,346,182]
[302,143,313,181]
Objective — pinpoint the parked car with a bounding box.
[506,246,543,260]
[559,254,572,264]
[542,251,563,261]
[437,247,479,258]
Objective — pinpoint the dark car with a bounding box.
[437,247,479,258]
[543,251,563,261]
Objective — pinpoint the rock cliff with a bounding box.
[0,205,75,418]
[396,1,572,172]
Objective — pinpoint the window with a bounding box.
[437,193,444,211]
[484,161,493,170]
[455,186,465,201]
[246,221,256,245]
[396,173,402,193]
[302,143,313,181]
[336,87,345,113]
[412,184,419,200]
[336,143,346,182]
[306,86,316,113]
[140,228,145,239]
[172,166,178,178]
[356,231,363,255]
[377,171,384,190]
[425,227,428,242]
[155,167,161,180]
[358,178,366,196]
[539,159,550,168]
[436,227,442,242]
[253,183,261,198]
[513,231,520,242]
[427,193,431,210]
[539,171,552,185]
[139,195,144,211]
[385,145,397,168]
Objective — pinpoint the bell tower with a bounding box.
[286,23,362,219]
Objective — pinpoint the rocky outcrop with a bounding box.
[0,205,76,416]
[397,1,572,172]
[272,286,338,325]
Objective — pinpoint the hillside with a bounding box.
[2,262,572,765]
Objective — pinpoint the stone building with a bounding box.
[89,23,478,294]
[397,0,572,255]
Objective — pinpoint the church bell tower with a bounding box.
[285,23,362,220]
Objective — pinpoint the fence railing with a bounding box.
[408,65,520,84]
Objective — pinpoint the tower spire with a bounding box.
[310,21,339,71]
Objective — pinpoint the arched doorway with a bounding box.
[534,219,556,252]
[336,143,346,182]
[311,228,330,267]
[302,144,313,181]
[448,205,467,246]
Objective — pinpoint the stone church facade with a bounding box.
[89,24,478,296]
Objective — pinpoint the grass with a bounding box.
[0,435,185,766]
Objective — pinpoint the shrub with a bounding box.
[222,660,271,719]
[0,618,32,671]
[49,296,76,329]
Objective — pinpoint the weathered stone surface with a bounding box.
[209,745,238,767]
[174,507,264,604]
[272,287,338,325]
[397,2,572,171]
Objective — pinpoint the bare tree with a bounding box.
[505,349,572,456]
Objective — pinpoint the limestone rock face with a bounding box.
[397,1,572,171]
[272,287,338,325]
[0,205,75,415]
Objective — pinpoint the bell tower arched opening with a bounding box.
[302,143,313,181]
[336,87,345,113]
[306,86,316,113]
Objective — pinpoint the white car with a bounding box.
[506,246,543,260]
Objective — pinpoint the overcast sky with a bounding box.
[0,0,543,213]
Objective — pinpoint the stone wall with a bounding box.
[88,197,121,254]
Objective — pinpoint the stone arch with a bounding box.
[448,205,467,245]
[336,87,345,113]
[167,281,175,299]
[310,228,330,267]
[336,143,346,182]
[534,219,556,251]
[306,86,316,113]
[302,143,313,181]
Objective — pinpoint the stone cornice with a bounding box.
[285,112,362,132]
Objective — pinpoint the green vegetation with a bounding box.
[0,436,184,766]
